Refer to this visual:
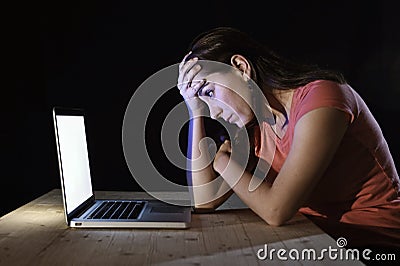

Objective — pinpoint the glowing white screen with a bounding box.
[56,115,93,214]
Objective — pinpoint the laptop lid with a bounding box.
[53,107,96,223]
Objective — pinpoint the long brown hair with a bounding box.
[186,26,346,93]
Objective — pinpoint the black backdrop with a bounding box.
[3,0,399,217]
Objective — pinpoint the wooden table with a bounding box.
[0,189,365,265]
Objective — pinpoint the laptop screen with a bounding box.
[54,113,93,214]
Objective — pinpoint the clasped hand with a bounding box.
[213,140,232,174]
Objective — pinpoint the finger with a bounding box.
[181,57,199,78]
[179,51,192,70]
[219,140,232,154]
[178,58,198,86]
[178,60,201,89]
[179,79,204,99]
[225,140,232,153]
[189,79,206,96]
[184,63,202,87]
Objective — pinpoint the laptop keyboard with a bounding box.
[86,201,145,220]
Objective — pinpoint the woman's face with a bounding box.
[195,68,255,128]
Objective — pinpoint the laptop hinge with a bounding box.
[67,195,96,221]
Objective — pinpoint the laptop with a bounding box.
[52,107,191,228]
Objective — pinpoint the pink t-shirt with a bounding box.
[255,80,400,229]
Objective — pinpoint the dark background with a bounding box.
[3,0,399,217]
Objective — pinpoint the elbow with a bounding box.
[266,217,287,227]
[260,208,294,227]
[193,204,216,213]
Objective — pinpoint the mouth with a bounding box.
[226,114,233,123]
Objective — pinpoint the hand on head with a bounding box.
[177,52,207,114]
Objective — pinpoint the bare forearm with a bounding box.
[187,115,215,184]
[217,158,294,226]
[187,115,232,208]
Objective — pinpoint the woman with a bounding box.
[177,27,400,250]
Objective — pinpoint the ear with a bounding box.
[230,54,251,81]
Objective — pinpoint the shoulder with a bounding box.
[293,80,358,124]
[296,80,355,102]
